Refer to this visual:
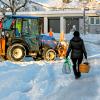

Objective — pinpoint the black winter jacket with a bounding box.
[66,36,87,59]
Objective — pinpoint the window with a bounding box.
[90,17,94,24]
[22,19,40,35]
[31,19,39,35]
[22,19,29,34]
[96,17,99,24]
[16,19,22,33]
[90,17,100,25]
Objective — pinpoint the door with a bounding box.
[66,18,79,33]
[48,18,60,33]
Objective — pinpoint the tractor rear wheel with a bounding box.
[7,44,26,61]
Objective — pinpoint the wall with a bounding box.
[89,25,100,34]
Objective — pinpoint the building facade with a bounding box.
[20,9,100,34]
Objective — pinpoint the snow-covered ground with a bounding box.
[0,33,100,100]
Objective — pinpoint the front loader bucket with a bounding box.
[58,41,68,58]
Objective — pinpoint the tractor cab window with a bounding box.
[16,19,22,37]
[2,17,16,38]
[8,18,22,37]
[31,19,39,35]
[22,19,39,36]
[22,19,30,35]
[3,17,14,30]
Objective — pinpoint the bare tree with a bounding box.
[0,0,28,15]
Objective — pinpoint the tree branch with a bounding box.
[0,0,28,15]
[9,0,12,6]
[0,0,11,8]
[15,0,27,12]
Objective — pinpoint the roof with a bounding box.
[6,15,40,19]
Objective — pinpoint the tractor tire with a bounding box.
[7,44,26,61]
[43,48,56,61]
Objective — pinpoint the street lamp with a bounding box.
[83,7,89,34]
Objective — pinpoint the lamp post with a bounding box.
[83,7,89,34]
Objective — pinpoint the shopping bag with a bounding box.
[62,57,72,74]
[79,59,90,73]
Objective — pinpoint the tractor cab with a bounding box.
[0,15,42,61]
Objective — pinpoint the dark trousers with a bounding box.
[71,58,83,77]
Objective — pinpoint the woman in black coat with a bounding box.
[66,31,87,79]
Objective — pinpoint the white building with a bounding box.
[19,9,100,34]
[25,0,100,34]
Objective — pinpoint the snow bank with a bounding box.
[0,60,73,100]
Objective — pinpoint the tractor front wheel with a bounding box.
[43,48,56,61]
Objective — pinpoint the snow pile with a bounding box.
[0,61,41,100]
[0,60,73,100]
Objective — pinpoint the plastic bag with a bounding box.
[62,57,72,74]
